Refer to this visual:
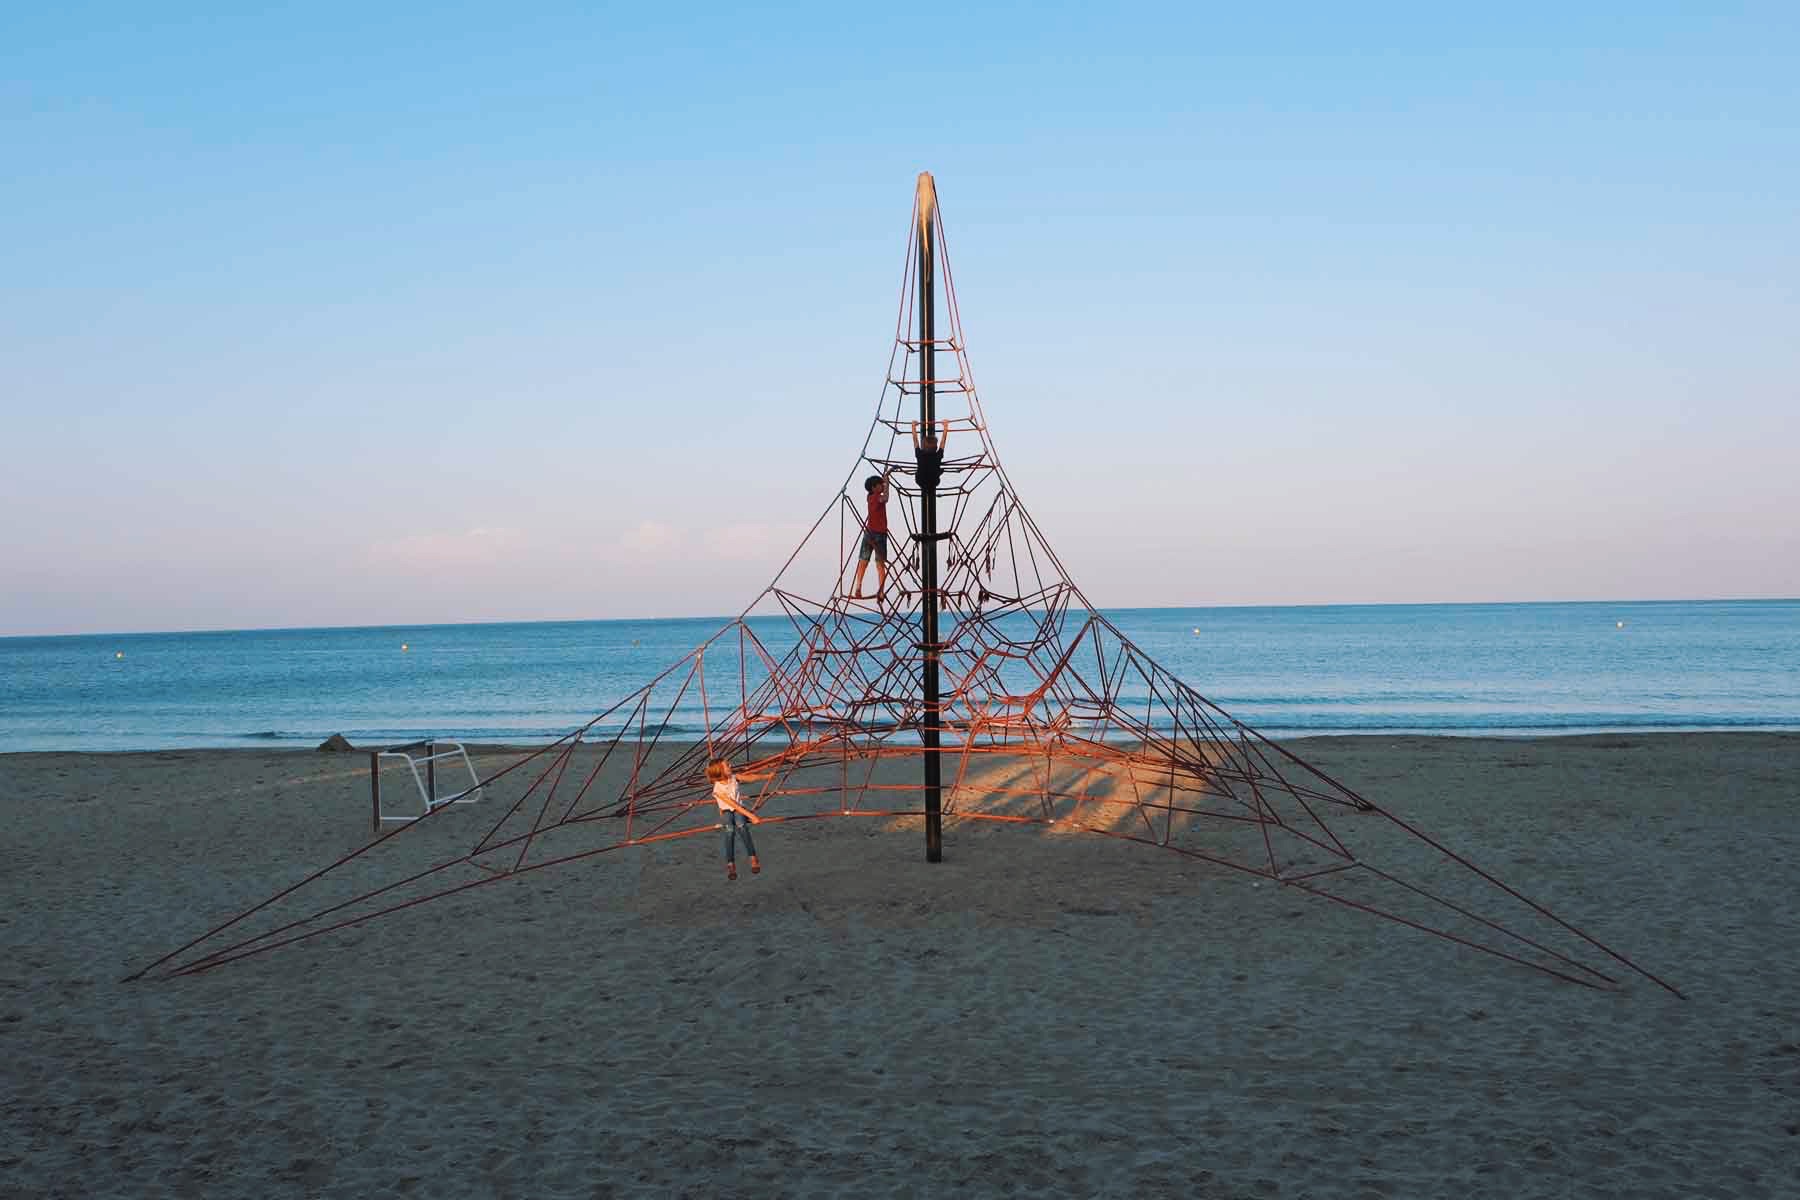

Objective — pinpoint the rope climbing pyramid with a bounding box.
[135,175,1679,995]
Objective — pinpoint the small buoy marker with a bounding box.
[1192,628,1200,635]
[115,651,124,660]
[1616,621,1625,630]
[401,642,409,652]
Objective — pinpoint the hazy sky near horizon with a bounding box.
[4,3,1797,636]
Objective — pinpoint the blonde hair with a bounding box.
[705,759,730,782]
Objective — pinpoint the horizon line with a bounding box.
[6,594,1797,642]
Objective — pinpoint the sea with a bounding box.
[1,600,1796,753]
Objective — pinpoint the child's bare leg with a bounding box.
[850,560,869,597]
[876,560,888,596]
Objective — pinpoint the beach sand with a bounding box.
[2,734,1797,1197]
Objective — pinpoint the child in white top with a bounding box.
[706,759,770,881]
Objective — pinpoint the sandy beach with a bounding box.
[2,733,1797,1197]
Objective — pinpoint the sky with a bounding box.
[3,2,1796,635]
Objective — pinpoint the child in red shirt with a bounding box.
[850,470,893,600]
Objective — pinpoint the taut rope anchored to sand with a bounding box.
[133,175,1681,996]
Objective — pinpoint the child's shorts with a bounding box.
[859,531,888,563]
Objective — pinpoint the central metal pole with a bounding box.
[917,172,943,863]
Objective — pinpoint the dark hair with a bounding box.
[864,474,883,493]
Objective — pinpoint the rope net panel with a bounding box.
[135,183,1679,996]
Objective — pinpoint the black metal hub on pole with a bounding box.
[917,172,943,863]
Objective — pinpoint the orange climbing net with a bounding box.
[135,180,1679,996]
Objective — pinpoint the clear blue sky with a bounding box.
[4,3,1796,635]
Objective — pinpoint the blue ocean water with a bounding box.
[1,601,1796,752]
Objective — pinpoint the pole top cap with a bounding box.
[916,172,937,227]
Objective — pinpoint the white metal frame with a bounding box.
[374,741,484,823]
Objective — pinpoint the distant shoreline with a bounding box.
[8,728,1800,760]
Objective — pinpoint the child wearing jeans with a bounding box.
[706,759,770,881]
